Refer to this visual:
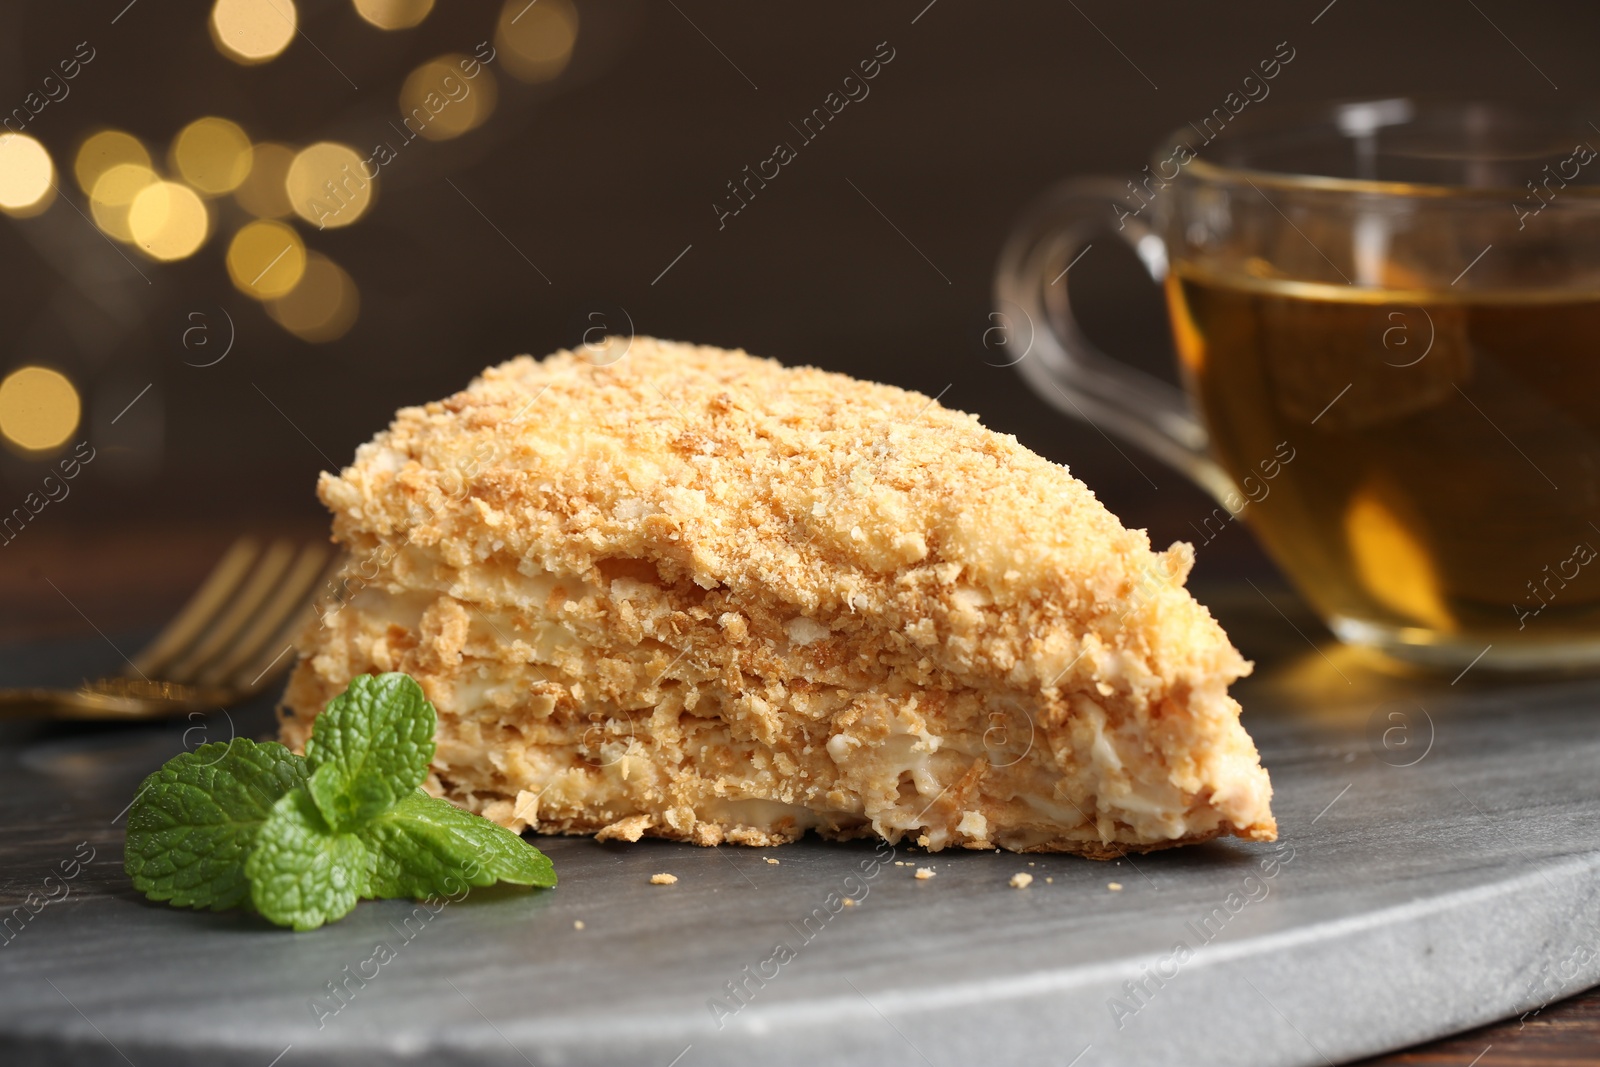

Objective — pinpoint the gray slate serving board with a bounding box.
[1,599,1598,1067]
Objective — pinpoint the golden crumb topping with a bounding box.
[320,336,1248,698]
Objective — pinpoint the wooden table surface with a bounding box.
[1358,993,1600,1066]
[6,520,1598,1066]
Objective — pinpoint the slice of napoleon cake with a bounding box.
[281,337,1275,856]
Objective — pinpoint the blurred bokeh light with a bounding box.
[0,366,80,453]
[286,142,372,228]
[399,57,498,141]
[227,219,307,298]
[496,0,578,84]
[0,134,55,218]
[268,252,360,342]
[90,163,159,242]
[353,0,434,30]
[211,0,298,65]
[129,181,210,261]
[73,131,150,195]
[172,118,255,195]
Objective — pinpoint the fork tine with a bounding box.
[232,598,319,695]
[196,543,331,686]
[233,549,348,693]
[126,538,259,679]
[164,541,297,684]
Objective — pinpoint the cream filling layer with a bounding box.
[343,580,1217,848]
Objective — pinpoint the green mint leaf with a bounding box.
[304,672,436,831]
[128,672,556,932]
[360,790,557,899]
[124,739,309,911]
[246,788,373,931]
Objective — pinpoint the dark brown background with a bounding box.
[4,0,1596,543]
[3,2,1599,1061]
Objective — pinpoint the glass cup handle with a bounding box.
[994,178,1235,504]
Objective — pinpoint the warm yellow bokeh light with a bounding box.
[353,0,433,30]
[172,117,253,195]
[211,0,298,65]
[74,131,150,196]
[0,366,80,453]
[227,219,306,298]
[286,142,372,228]
[90,163,159,242]
[268,252,360,342]
[399,57,497,142]
[0,134,55,217]
[129,181,210,261]
[495,0,578,84]
[232,142,295,218]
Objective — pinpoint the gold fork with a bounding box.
[1,538,337,720]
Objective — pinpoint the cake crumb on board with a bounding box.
[1108,882,1123,891]
[650,873,678,885]
[1009,872,1034,889]
[914,867,936,880]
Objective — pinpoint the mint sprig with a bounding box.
[362,790,557,900]
[247,788,373,931]
[305,673,435,831]
[125,739,308,910]
[124,672,555,931]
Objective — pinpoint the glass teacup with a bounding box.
[997,99,1600,671]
